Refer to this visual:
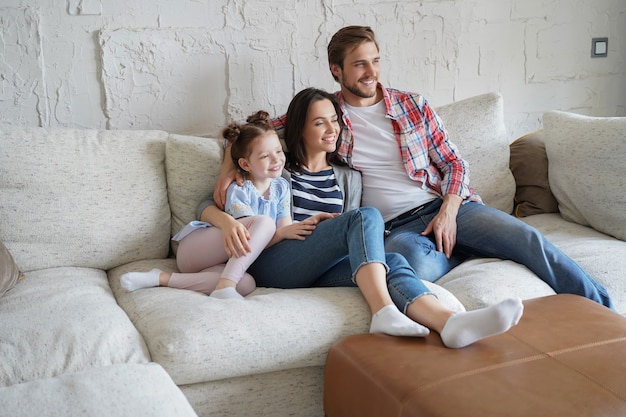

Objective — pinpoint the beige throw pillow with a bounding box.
[543,111,626,241]
[1,242,22,297]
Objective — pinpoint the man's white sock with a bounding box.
[440,297,524,349]
[120,269,161,292]
[370,304,430,337]
[210,287,245,300]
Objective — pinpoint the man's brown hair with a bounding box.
[327,25,379,81]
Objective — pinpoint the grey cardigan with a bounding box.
[195,164,362,220]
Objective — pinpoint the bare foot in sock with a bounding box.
[120,269,161,292]
[370,305,430,337]
[440,297,524,349]
[210,287,245,300]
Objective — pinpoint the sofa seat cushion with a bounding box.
[109,259,464,386]
[543,111,626,241]
[522,213,626,315]
[0,127,171,272]
[0,267,150,387]
[0,363,197,417]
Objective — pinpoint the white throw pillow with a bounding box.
[543,111,626,241]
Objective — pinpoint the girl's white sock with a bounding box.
[210,287,245,300]
[370,304,430,337]
[440,297,524,349]
[120,269,161,292]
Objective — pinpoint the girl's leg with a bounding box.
[120,265,256,296]
[123,216,273,297]
[211,215,275,299]
[167,264,256,296]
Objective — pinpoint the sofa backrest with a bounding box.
[436,92,515,214]
[0,127,171,272]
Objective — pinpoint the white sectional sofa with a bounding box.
[1,92,624,417]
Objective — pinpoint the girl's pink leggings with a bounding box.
[171,215,276,296]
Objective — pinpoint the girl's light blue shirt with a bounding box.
[224,177,291,222]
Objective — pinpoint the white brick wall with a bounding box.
[1,0,624,140]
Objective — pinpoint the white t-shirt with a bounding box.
[346,101,437,222]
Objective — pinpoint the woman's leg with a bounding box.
[248,207,381,288]
[385,251,524,348]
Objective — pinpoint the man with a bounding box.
[214,25,614,309]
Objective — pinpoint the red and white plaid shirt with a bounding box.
[335,83,481,203]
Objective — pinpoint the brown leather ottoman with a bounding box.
[324,294,626,417]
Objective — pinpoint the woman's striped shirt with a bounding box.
[290,168,343,222]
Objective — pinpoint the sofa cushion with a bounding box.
[543,111,626,241]
[109,259,465,386]
[0,241,22,297]
[166,134,224,249]
[0,267,150,387]
[0,363,197,417]
[521,213,626,316]
[0,127,171,272]
[435,92,515,214]
[509,130,559,217]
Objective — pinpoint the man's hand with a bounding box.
[421,195,462,258]
[213,147,245,209]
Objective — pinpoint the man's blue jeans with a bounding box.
[248,206,433,313]
[384,199,615,309]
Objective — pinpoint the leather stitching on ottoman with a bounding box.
[324,295,626,417]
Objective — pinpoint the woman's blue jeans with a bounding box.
[384,199,615,309]
[248,206,432,313]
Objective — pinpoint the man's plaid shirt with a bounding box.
[335,83,481,204]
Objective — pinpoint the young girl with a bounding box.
[121,112,293,300]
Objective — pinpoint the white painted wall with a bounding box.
[1,0,624,140]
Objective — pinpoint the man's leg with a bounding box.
[453,202,614,309]
[384,200,468,282]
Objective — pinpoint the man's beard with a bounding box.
[342,74,377,99]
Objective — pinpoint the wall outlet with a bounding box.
[591,38,608,58]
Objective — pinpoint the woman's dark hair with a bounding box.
[222,110,275,171]
[284,88,344,173]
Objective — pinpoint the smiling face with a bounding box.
[237,131,285,181]
[302,98,341,158]
[330,40,381,106]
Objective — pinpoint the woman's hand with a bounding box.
[273,213,340,242]
[221,216,251,257]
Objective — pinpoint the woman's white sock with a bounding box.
[120,269,161,292]
[440,297,524,349]
[370,304,430,337]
